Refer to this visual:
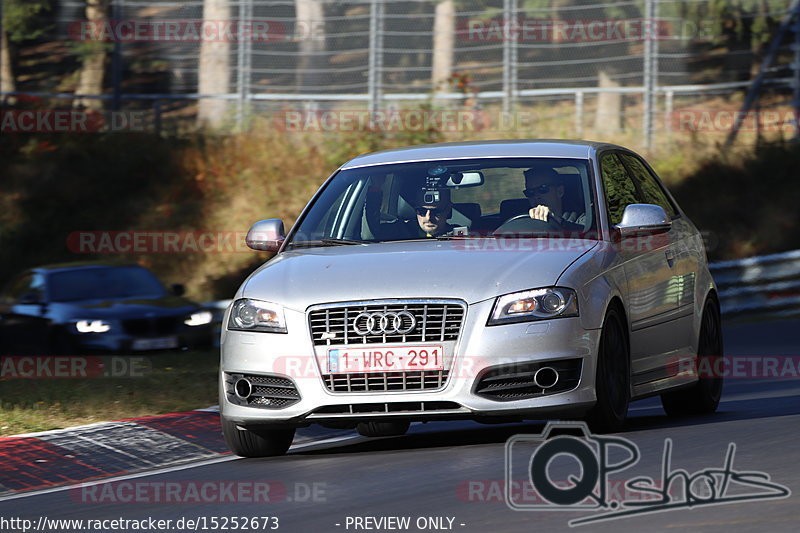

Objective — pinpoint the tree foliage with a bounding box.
[3,0,51,43]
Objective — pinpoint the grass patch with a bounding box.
[0,349,219,437]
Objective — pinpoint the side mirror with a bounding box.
[246,219,286,252]
[171,283,186,297]
[614,204,671,237]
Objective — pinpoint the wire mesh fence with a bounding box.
[1,0,799,147]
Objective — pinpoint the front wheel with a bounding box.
[222,418,295,457]
[661,297,724,416]
[585,306,630,433]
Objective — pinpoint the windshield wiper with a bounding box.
[287,238,369,248]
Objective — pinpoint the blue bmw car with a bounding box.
[0,263,214,355]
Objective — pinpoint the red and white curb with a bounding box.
[0,407,355,500]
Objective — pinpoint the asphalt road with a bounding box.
[2,319,799,533]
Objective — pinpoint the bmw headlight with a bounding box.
[184,310,213,327]
[228,298,287,333]
[75,320,111,333]
[488,287,578,325]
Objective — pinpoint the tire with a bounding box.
[661,297,723,416]
[222,418,295,457]
[585,306,630,433]
[356,421,410,437]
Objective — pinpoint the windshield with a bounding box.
[49,266,167,302]
[290,158,597,246]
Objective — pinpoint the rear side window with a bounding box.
[600,153,640,226]
[620,154,677,218]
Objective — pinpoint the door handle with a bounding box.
[665,249,675,267]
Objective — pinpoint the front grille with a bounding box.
[474,359,582,401]
[309,301,465,346]
[122,316,180,336]
[322,370,448,393]
[225,373,301,409]
[309,401,463,416]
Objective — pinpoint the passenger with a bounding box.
[522,167,585,231]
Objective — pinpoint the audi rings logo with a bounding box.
[352,311,417,336]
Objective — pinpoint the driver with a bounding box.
[413,188,458,238]
[523,167,585,231]
[365,179,461,239]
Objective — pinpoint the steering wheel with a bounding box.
[493,214,559,236]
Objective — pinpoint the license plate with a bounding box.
[327,345,444,373]
[132,336,179,351]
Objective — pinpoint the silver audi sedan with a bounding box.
[219,140,722,457]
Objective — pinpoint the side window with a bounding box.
[601,153,640,226]
[620,154,677,218]
[4,273,38,303]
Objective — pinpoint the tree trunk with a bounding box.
[431,0,455,94]
[594,69,623,134]
[1,29,15,104]
[294,0,327,90]
[197,0,231,129]
[74,0,108,111]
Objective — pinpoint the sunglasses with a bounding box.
[415,207,447,218]
[523,184,558,197]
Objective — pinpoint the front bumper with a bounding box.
[220,299,601,427]
[66,324,214,353]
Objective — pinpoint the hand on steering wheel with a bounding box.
[492,213,560,235]
[529,205,563,226]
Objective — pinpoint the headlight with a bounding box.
[184,310,213,327]
[488,287,578,325]
[75,320,111,333]
[228,298,287,333]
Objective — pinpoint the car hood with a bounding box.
[51,296,199,320]
[242,239,599,310]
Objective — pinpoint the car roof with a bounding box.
[341,139,625,169]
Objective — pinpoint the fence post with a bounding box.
[575,91,584,138]
[236,0,253,131]
[665,89,674,139]
[643,0,657,149]
[502,0,518,114]
[368,0,384,116]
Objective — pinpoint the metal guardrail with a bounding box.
[711,249,800,320]
[202,249,800,332]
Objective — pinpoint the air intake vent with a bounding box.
[224,373,301,409]
[474,359,582,401]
